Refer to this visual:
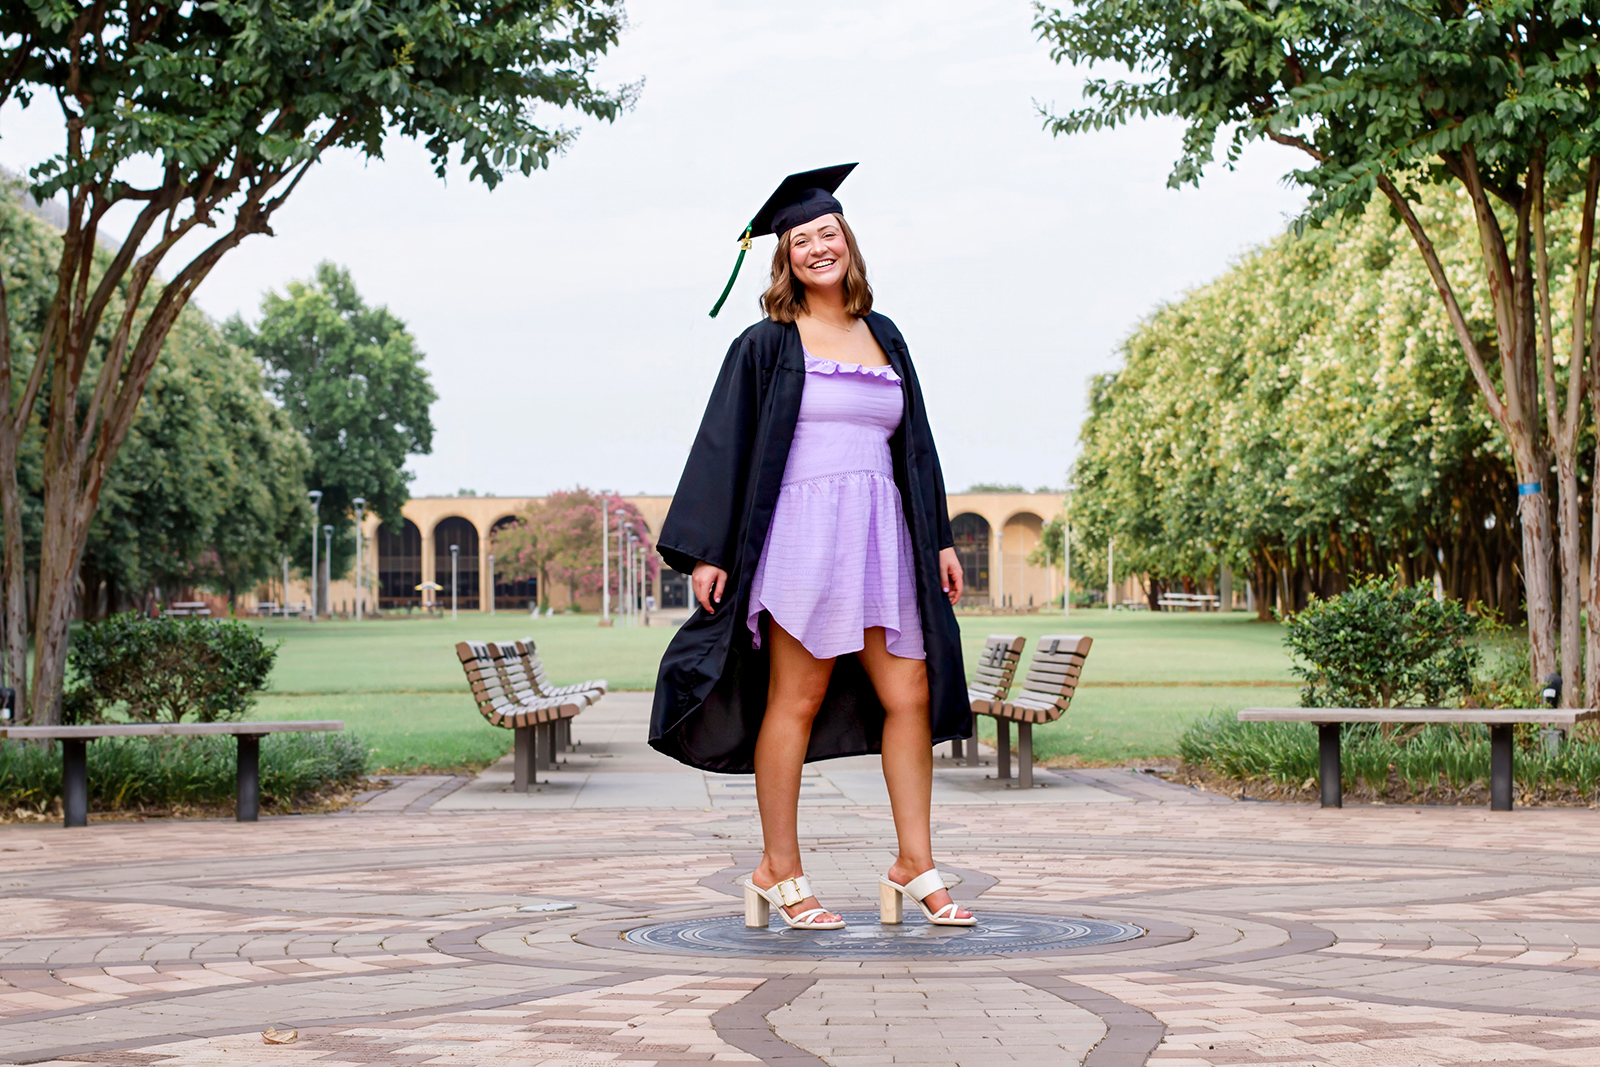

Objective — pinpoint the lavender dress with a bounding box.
[746,352,925,660]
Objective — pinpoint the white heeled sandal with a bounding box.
[742,874,845,930]
[879,869,976,926]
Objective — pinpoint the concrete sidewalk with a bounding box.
[426,691,1183,812]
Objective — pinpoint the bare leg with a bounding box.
[752,620,841,923]
[856,627,971,920]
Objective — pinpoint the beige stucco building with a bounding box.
[277,491,1069,616]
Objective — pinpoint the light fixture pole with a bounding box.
[307,490,322,622]
[352,498,365,621]
[1063,518,1072,617]
[323,525,333,616]
[487,553,496,616]
[601,497,609,624]
[450,544,459,621]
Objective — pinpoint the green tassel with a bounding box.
[709,226,754,318]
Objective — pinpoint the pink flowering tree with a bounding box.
[492,488,656,611]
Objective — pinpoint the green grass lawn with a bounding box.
[245,610,1296,770]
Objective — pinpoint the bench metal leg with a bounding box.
[513,725,535,792]
[236,734,260,822]
[965,710,981,767]
[996,718,1011,780]
[949,738,963,760]
[62,739,88,828]
[557,717,572,753]
[537,721,556,770]
[1491,724,1514,811]
[1017,722,1034,789]
[1318,723,1342,809]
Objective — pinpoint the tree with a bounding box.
[1071,188,1528,624]
[1,189,309,620]
[226,262,436,582]
[1035,0,1600,699]
[0,0,632,723]
[85,305,311,614]
[492,488,654,610]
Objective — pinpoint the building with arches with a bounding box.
[280,491,1065,616]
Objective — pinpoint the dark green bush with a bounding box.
[65,613,278,723]
[0,732,366,814]
[1282,574,1479,708]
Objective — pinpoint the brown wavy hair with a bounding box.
[760,213,873,323]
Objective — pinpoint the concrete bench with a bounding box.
[955,634,1026,765]
[456,640,605,792]
[1238,707,1600,811]
[972,635,1093,788]
[0,720,343,826]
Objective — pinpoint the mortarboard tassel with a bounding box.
[708,227,754,318]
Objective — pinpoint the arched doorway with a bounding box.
[951,513,990,606]
[434,517,480,611]
[489,516,537,610]
[377,519,422,610]
[999,511,1045,608]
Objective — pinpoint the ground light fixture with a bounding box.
[352,497,366,621]
[307,490,323,622]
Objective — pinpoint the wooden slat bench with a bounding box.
[972,634,1093,788]
[955,634,1026,766]
[510,638,606,760]
[0,720,343,827]
[1238,707,1600,811]
[1157,592,1219,611]
[163,601,213,617]
[456,641,604,793]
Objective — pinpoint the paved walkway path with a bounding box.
[4,695,1600,1064]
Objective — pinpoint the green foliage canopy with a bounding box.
[226,263,436,580]
[1070,189,1532,615]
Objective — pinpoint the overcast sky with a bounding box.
[0,0,1307,498]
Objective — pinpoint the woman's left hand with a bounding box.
[939,547,963,605]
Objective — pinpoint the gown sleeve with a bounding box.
[657,332,766,575]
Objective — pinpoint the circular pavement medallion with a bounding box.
[620,912,1144,959]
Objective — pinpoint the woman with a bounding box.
[651,165,973,930]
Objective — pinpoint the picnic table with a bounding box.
[1239,707,1600,811]
[0,721,344,826]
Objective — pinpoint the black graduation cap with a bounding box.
[709,163,858,318]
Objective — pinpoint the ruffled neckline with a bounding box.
[803,352,902,382]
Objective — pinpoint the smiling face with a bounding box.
[786,214,851,293]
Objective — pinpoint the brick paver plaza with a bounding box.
[5,694,1599,1065]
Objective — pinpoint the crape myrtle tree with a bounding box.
[492,489,654,611]
[225,262,436,584]
[3,185,311,621]
[1035,0,1600,699]
[1070,190,1523,626]
[0,0,633,724]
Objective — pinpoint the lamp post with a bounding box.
[450,544,459,621]
[488,553,496,616]
[307,490,322,622]
[601,497,610,624]
[323,525,333,616]
[1063,517,1072,617]
[352,498,365,621]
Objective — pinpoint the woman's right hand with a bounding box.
[691,562,728,613]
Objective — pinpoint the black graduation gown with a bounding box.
[649,312,969,773]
